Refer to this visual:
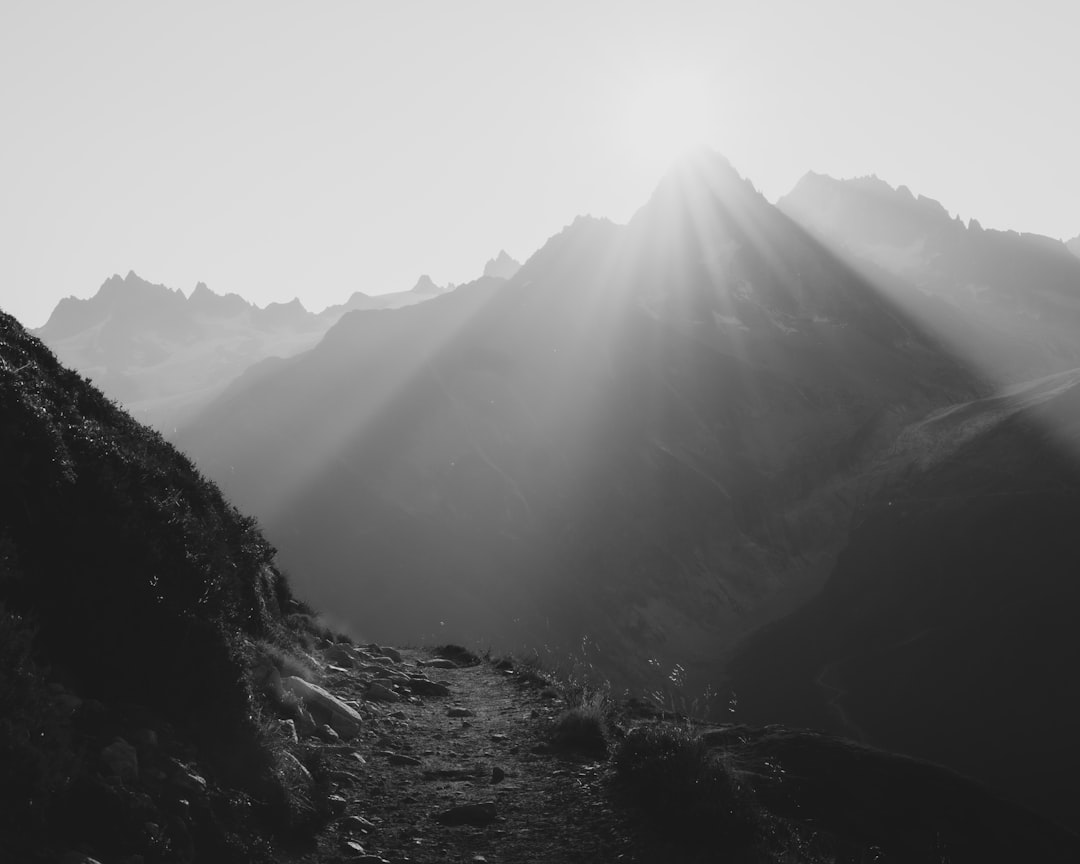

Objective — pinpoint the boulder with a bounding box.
[378,646,402,664]
[407,677,451,697]
[101,738,139,783]
[366,682,400,703]
[432,801,497,826]
[281,676,362,739]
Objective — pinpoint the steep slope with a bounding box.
[1067,233,1080,259]
[177,153,978,694]
[0,310,328,861]
[728,368,1080,829]
[779,173,1080,381]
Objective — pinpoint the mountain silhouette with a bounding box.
[176,153,978,695]
[34,271,455,432]
[483,249,521,280]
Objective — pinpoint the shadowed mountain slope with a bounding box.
[0,309,324,860]
[177,154,980,694]
[728,367,1080,829]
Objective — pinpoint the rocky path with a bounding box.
[288,646,633,864]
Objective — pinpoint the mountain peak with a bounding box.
[410,274,445,295]
[482,250,521,280]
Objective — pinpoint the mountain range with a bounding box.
[175,154,982,689]
[20,153,1080,835]
[33,258,519,432]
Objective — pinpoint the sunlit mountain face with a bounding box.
[176,154,980,694]
[779,173,1080,383]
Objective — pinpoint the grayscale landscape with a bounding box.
[2,3,1079,862]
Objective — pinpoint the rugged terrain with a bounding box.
[175,154,981,697]
[5,270,1080,862]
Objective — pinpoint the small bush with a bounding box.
[549,692,610,757]
[433,643,481,666]
[614,723,751,840]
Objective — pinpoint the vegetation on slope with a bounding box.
[0,310,325,860]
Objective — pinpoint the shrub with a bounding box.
[614,723,751,840]
[549,691,610,757]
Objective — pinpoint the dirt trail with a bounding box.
[294,648,633,864]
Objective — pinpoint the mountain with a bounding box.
[33,271,459,433]
[409,273,447,295]
[728,366,1080,828]
[1068,233,1080,259]
[34,271,329,432]
[483,249,521,280]
[176,153,979,697]
[778,173,1080,381]
[315,274,458,319]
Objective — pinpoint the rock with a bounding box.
[281,751,314,785]
[328,794,348,816]
[339,814,378,833]
[102,738,139,783]
[490,733,508,743]
[366,682,400,703]
[170,764,207,796]
[131,728,157,748]
[491,766,505,784]
[379,751,422,767]
[447,706,474,718]
[379,646,403,663]
[422,658,456,669]
[281,676,362,739]
[432,801,498,826]
[407,678,451,697]
[324,645,356,667]
[62,855,104,864]
[318,724,342,743]
[279,719,299,743]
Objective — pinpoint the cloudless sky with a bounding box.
[2,0,1077,328]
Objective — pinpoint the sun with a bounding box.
[622,72,714,172]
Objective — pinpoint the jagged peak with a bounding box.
[410,274,445,295]
[483,250,522,280]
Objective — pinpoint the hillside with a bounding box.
[0,308,328,860]
[176,153,980,696]
[728,367,1080,829]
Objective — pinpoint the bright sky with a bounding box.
[2,0,1077,328]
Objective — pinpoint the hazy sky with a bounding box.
[2,1,1077,328]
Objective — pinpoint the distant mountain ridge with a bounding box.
[483,250,521,279]
[779,172,1080,381]
[32,266,473,431]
